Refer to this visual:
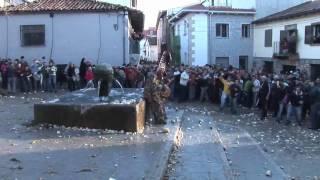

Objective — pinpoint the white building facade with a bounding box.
[0,0,144,66]
[169,3,255,69]
[253,0,320,79]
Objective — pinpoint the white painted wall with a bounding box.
[174,18,189,65]
[191,13,208,66]
[0,12,130,66]
[254,15,320,60]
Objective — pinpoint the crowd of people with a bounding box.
[0,57,59,94]
[1,55,319,130]
[160,64,320,130]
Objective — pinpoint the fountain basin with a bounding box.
[34,88,145,133]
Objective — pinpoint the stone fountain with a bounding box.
[34,64,145,133]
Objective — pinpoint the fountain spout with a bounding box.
[114,79,125,94]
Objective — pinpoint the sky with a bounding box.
[139,0,199,29]
[139,0,255,29]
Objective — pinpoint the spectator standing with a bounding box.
[286,85,304,126]
[7,62,16,94]
[23,65,33,93]
[0,60,8,89]
[79,58,87,88]
[258,76,270,120]
[310,78,320,129]
[48,60,57,92]
[85,66,94,88]
[66,63,76,92]
[179,68,189,102]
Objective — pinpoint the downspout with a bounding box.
[97,14,102,64]
[208,12,212,65]
[122,11,127,65]
[5,12,9,58]
[49,13,54,60]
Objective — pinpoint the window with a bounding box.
[177,24,180,35]
[264,29,272,47]
[216,24,229,38]
[242,24,250,38]
[20,25,45,46]
[305,24,320,44]
[131,0,137,8]
[313,24,320,43]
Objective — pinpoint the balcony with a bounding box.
[273,30,299,60]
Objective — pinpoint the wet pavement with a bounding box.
[166,113,229,180]
[0,93,319,179]
[167,102,320,180]
[0,93,183,180]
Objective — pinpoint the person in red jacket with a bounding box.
[85,66,94,88]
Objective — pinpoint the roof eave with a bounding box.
[253,10,320,25]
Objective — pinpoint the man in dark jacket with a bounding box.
[258,76,270,120]
[309,78,320,130]
[286,85,304,126]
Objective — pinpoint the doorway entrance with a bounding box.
[263,61,273,74]
[239,56,248,71]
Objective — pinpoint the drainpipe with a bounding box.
[97,14,102,64]
[5,12,9,59]
[49,13,54,60]
[208,12,212,65]
[122,11,128,65]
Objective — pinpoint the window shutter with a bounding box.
[265,29,272,47]
[305,25,312,44]
[216,24,221,37]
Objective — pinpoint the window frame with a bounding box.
[131,0,137,8]
[20,24,46,47]
[305,24,320,45]
[216,23,229,38]
[312,24,320,44]
[241,24,250,38]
